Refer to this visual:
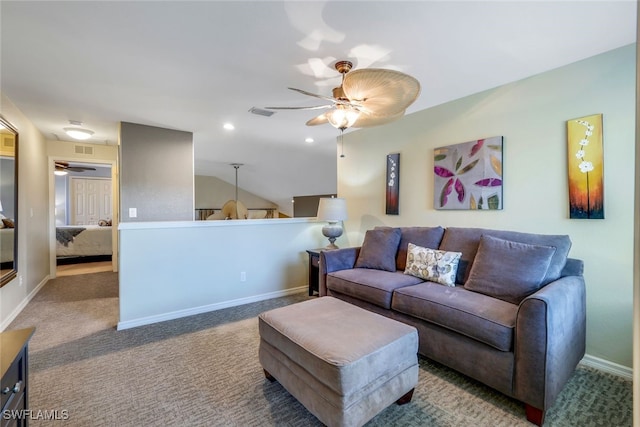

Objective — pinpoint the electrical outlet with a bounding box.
[240,272,246,282]
[19,275,23,286]
[129,208,137,218]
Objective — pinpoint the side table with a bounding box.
[306,249,323,296]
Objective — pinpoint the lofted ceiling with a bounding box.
[0,1,636,215]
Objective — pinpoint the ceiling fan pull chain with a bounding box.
[340,130,345,158]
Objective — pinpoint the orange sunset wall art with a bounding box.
[567,114,604,219]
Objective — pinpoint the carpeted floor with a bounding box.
[6,272,633,426]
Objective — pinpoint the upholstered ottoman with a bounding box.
[258,296,419,427]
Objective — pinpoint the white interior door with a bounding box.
[99,179,112,220]
[71,177,112,225]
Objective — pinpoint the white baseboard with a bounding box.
[580,354,633,380]
[117,286,307,331]
[1,275,50,331]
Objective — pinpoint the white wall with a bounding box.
[195,174,277,210]
[0,93,50,330]
[339,45,635,368]
[118,218,326,329]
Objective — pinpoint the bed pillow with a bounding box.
[354,228,402,272]
[403,243,462,287]
[2,218,15,229]
[464,235,557,304]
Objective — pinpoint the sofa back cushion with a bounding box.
[396,226,446,271]
[355,228,402,271]
[439,227,571,285]
[375,226,446,271]
[463,235,557,304]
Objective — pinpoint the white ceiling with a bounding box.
[1,1,636,213]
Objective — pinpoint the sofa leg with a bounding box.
[263,369,276,383]
[525,404,544,426]
[396,388,414,405]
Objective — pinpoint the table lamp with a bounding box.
[316,197,347,249]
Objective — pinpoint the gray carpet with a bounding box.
[6,272,632,426]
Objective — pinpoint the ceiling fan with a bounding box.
[55,161,96,173]
[265,60,421,130]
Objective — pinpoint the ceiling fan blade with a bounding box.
[287,87,338,103]
[342,69,420,116]
[265,104,333,111]
[66,166,96,172]
[306,113,329,126]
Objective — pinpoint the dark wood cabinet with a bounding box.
[306,249,322,296]
[1,328,35,427]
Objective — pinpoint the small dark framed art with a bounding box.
[386,153,400,215]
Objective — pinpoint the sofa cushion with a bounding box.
[392,282,518,351]
[464,235,557,304]
[355,228,402,272]
[327,269,424,309]
[404,243,461,287]
[439,227,571,285]
[375,226,446,271]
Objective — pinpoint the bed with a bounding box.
[0,228,14,264]
[56,225,112,258]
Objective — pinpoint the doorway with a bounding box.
[49,156,118,278]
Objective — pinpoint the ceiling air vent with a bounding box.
[74,145,94,155]
[248,107,275,117]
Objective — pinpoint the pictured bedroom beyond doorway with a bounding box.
[54,161,114,269]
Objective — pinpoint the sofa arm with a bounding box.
[318,247,360,296]
[561,257,584,277]
[514,274,586,415]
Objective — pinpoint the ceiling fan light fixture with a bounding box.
[64,127,94,140]
[326,106,360,130]
[54,168,68,176]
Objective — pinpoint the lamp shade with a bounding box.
[316,197,347,222]
[326,107,360,130]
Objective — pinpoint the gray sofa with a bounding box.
[319,226,586,426]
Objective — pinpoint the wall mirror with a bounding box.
[0,116,18,287]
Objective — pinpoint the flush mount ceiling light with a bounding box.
[223,123,235,131]
[63,127,94,140]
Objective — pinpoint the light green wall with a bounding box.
[338,44,635,368]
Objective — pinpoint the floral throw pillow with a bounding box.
[404,243,462,287]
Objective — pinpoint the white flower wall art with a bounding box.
[567,114,604,219]
[433,136,503,210]
[386,153,400,215]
